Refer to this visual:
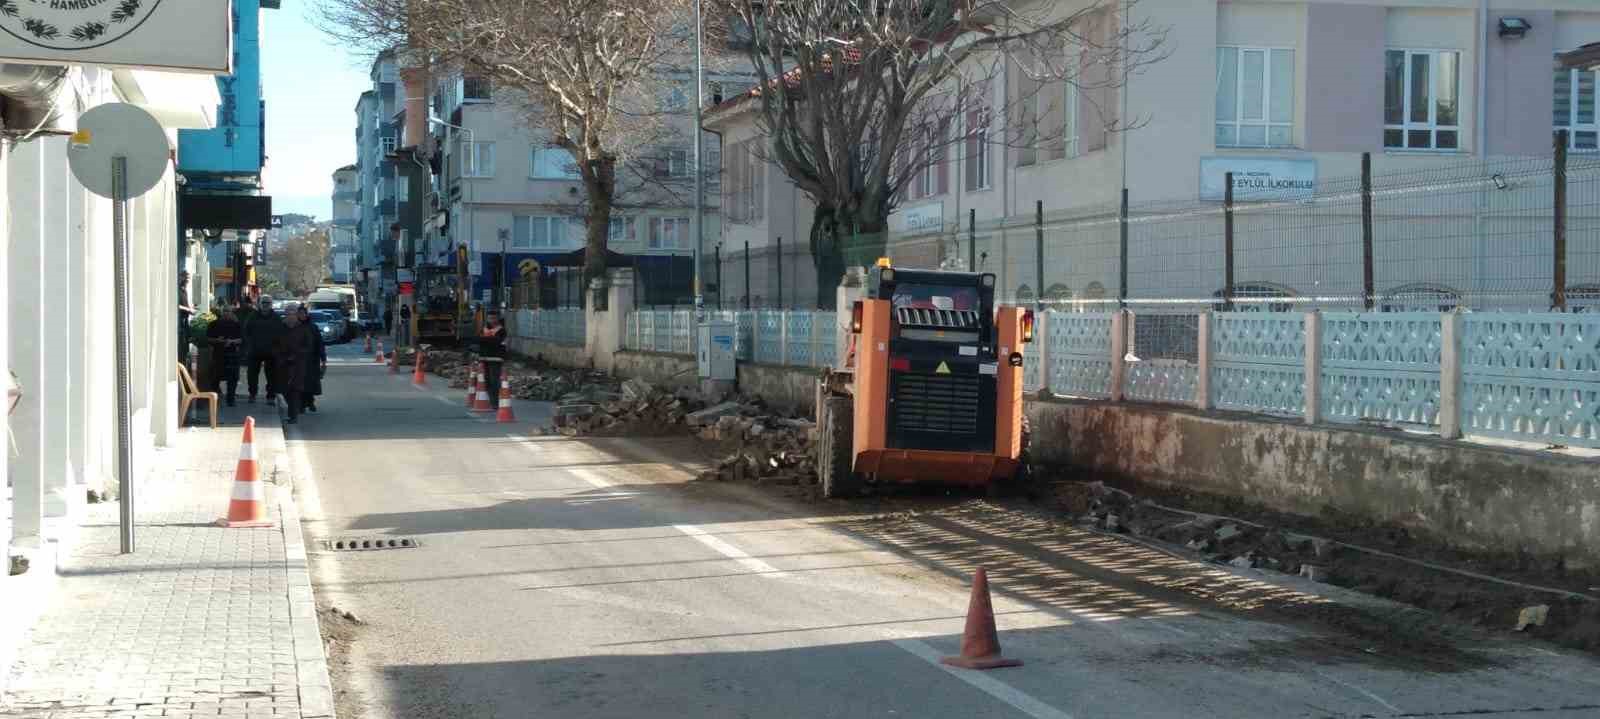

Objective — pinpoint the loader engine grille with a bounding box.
[895,307,981,330]
[890,372,982,437]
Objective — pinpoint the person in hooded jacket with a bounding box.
[205,305,244,406]
[296,306,327,413]
[244,305,285,403]
[272,310,314,423]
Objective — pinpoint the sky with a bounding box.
[260,2,370,221]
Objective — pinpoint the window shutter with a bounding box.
[965,109,979,191]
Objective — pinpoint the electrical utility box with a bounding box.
[697,319,736,381]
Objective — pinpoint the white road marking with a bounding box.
[891,639,1076,719]
[1315,671,1400,714]
[672,524,789,578]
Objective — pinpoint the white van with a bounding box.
[310,286,360,339]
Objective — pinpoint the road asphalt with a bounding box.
[289,341,1600,719]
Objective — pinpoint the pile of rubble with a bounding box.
[548,378,688,437]
[692,409,819,487]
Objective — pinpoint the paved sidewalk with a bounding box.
[0,406,333,719]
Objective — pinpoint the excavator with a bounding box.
[816,259,1034,497]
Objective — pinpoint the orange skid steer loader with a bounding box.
[816,260,1035,498]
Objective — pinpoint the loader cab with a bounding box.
[864,266,1000,454]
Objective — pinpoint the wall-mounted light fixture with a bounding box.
[1498,17,1532,39]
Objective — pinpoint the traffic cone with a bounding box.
[374,339,385,363]
[496,377,516,423]
[465,365,478,408]
[217,417,273,528]
[940,568,1022,670]
[471,364,494,412]
[412,349,428,387]
[364,333,373,353]
[388,350,398,374]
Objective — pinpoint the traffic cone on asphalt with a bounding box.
[412,349,428,387]
[465,365,478,408]
[496,377,516,423]
[364,333,373,353]
[217,417,273,528]
[940,568,1022,670]
[471,365,494,412]
[388,351,398,374]
[374,339,385,363]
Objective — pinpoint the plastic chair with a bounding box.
[176,362,219,429]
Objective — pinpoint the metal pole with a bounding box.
[714,243,723,310]
[1118,188,1129,308]
[691,0,706,318]
[968,208,976,271]
[743,240,751,309]
[1361,152,1375,310]
[1035,200,1045,310]
[498,234,507,311]
[776,236,783,310]
[113,156,135,554]
[1224,171,1235,310]
[1555,130,1569,311]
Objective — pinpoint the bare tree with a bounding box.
[282,227,332,297]
[317,0,701,294]
[711,0,1167,306]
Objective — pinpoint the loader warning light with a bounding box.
[890,356,911,372]
[1021,310,1035,343]
[876,257,892,268]
[851,300,864,333]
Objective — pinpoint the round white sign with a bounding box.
[0,0,163,52]
[67,102,170,200]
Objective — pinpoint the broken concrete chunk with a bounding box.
[1214,524,1242,542]
[688,401,743,426]
[1516,604,1550,631]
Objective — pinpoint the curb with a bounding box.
[266,420,337,719]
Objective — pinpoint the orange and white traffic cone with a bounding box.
[465,365,478,408]
[940,568,1022,670]
[217,417,273,528]
[412,349,428,387]
[388,350,399,374]
[471,364,494,412]
[374,339,385,363]
[496,377,516,423]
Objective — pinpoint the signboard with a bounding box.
[0,0,232,74]
[898,202,944,233]
[270,215,284,228]
[396,269,414,283]
[213,268,234,283]
[398,282,414,295]
[1199,157,1316,202]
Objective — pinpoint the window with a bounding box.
[531,146,579,179]
[913,117,951,199]
[373,178,384,206]
[463,75,492,102]
[1015,67,1077,167]
[668,148,690,178]
[380,136,397,154]
[511,215,571,249]
[1216,47,1295,148]
[608,217,636,243]
[1555,61,1599,152]
[724,141,764,223]
[1384,49,1461,150]
[462,141,495,177]
[648,217,689,249]
[964,89,992,192]
[395,176,409,202]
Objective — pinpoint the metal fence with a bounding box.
[1024,308,1600,449]
[623,309,840,369]
[509,308,586,346]
[733,142,1600,312]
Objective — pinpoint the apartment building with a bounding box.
[330,165,360,284]
[709,0,1600,309]
[353,51,404,310]
[424,64,753,307]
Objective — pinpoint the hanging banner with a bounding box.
[0,0,232,74]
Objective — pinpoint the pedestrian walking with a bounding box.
[273,310,314,424]
[296,306,327,413]
[205,306,244,406]
[478,310,508,400]
[244,304,285,403]
[383,306,394,335]
[178,270,195,365]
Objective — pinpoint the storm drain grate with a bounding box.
[320,537,421,551]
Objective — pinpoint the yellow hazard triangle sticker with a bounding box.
[935,361,951,374]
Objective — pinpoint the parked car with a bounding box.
[309,310,347,344]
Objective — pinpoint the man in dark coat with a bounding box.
[244,305,285,403]
[478,310,508,402]
[296,306,327,413]
[205,306,244,406]
[272,311,314,423]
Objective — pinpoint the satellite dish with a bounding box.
[67,103,170,200]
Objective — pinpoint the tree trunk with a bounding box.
[583,155,618,310]
[808,205,889,309]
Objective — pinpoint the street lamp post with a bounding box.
[691,0,706,320]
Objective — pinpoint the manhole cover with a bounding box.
[320,537,421,551]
